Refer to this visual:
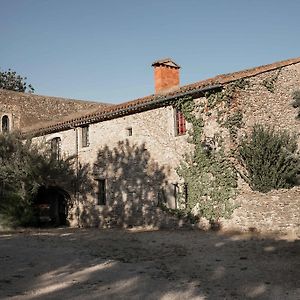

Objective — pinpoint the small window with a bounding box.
[126,127,133,136]
[51,137,61,160]
[96,179,106,205]
[1,115,9,133]
[175,108,186,135]
[82,125,89,147]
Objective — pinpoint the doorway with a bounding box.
[34,186,69,226]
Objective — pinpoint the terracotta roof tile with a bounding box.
[24,56,300,136]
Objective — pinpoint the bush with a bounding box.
[291,90,300,118]
[292,90,300,108]
[0,193,38,228]
[238,124,300,192]
[0,132,76,227]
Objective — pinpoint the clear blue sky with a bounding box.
[1,0,299,104]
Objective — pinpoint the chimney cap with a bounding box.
[152,58,180,69]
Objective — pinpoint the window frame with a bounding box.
[174,108,187,136]
[81,125,90,148]
[51,137,61,160]
[96,179,106,205]
[126,127,133,136]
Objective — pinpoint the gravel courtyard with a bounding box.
[0,228,299,300]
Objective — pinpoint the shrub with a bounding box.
[291,90,300,118]
[238,124,300,192]
[0,132,76,227]
[0,193,38,227]
[292,90,300,108]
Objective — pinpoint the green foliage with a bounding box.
[205,79,250,110]
[174,96,238,222]
[173,80,251,222]
[177,143,237,221]
[0,68,34,93]
[223,110,244,141]
[291,90,300,118]
[238,124,300,193]
[0,132,76,227]
[261,69,281,93]
[0,193,38,228]
[159,203,199,224]
[292,90,300,107]
[232,78,251,90]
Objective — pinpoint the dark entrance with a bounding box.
[34,186,69,226]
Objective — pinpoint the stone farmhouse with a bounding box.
[1,57,300,232]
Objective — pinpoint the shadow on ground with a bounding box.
[0,228,299,300]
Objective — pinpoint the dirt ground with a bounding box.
[0,228,299,300]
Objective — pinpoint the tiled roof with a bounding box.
[0,88,112,128]
[24,56,300,136]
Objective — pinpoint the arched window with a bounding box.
[51,137,61,160]
[1,115,9,133]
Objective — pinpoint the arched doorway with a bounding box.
[34,186,70,226]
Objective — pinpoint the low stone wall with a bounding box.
[221,187,300,234]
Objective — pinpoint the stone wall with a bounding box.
[221,187,300,234]
[31,61,300,231]
[0,89,109,130]
[211,63,300,233]
[34,105,192,227]
[237,63,300,137]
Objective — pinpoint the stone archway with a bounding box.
[35,186,70,226]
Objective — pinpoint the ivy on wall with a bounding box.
[205,79,250,110]
[172,80,250,223]
[223,110,244,141]
[261,68,281,93]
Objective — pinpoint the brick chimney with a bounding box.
[152,58,180,93]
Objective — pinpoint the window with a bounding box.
[51,137,61,160]
[175,108,186,135]
[82,125,89,147]
[96,179,106,205]
[126,127,133,136]
[1,115,9,133]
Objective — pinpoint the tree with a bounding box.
[0,132,76,227]
[0,68,34,93]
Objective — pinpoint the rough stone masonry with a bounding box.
[1,57,300,233]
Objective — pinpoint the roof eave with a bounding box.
[24,84,222,137]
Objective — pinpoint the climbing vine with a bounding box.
[172,80,250,223]
[261,68,281,93]
[223,110,244,141]
[205,78,250,110]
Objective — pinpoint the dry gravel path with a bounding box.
[0,228,299,300]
